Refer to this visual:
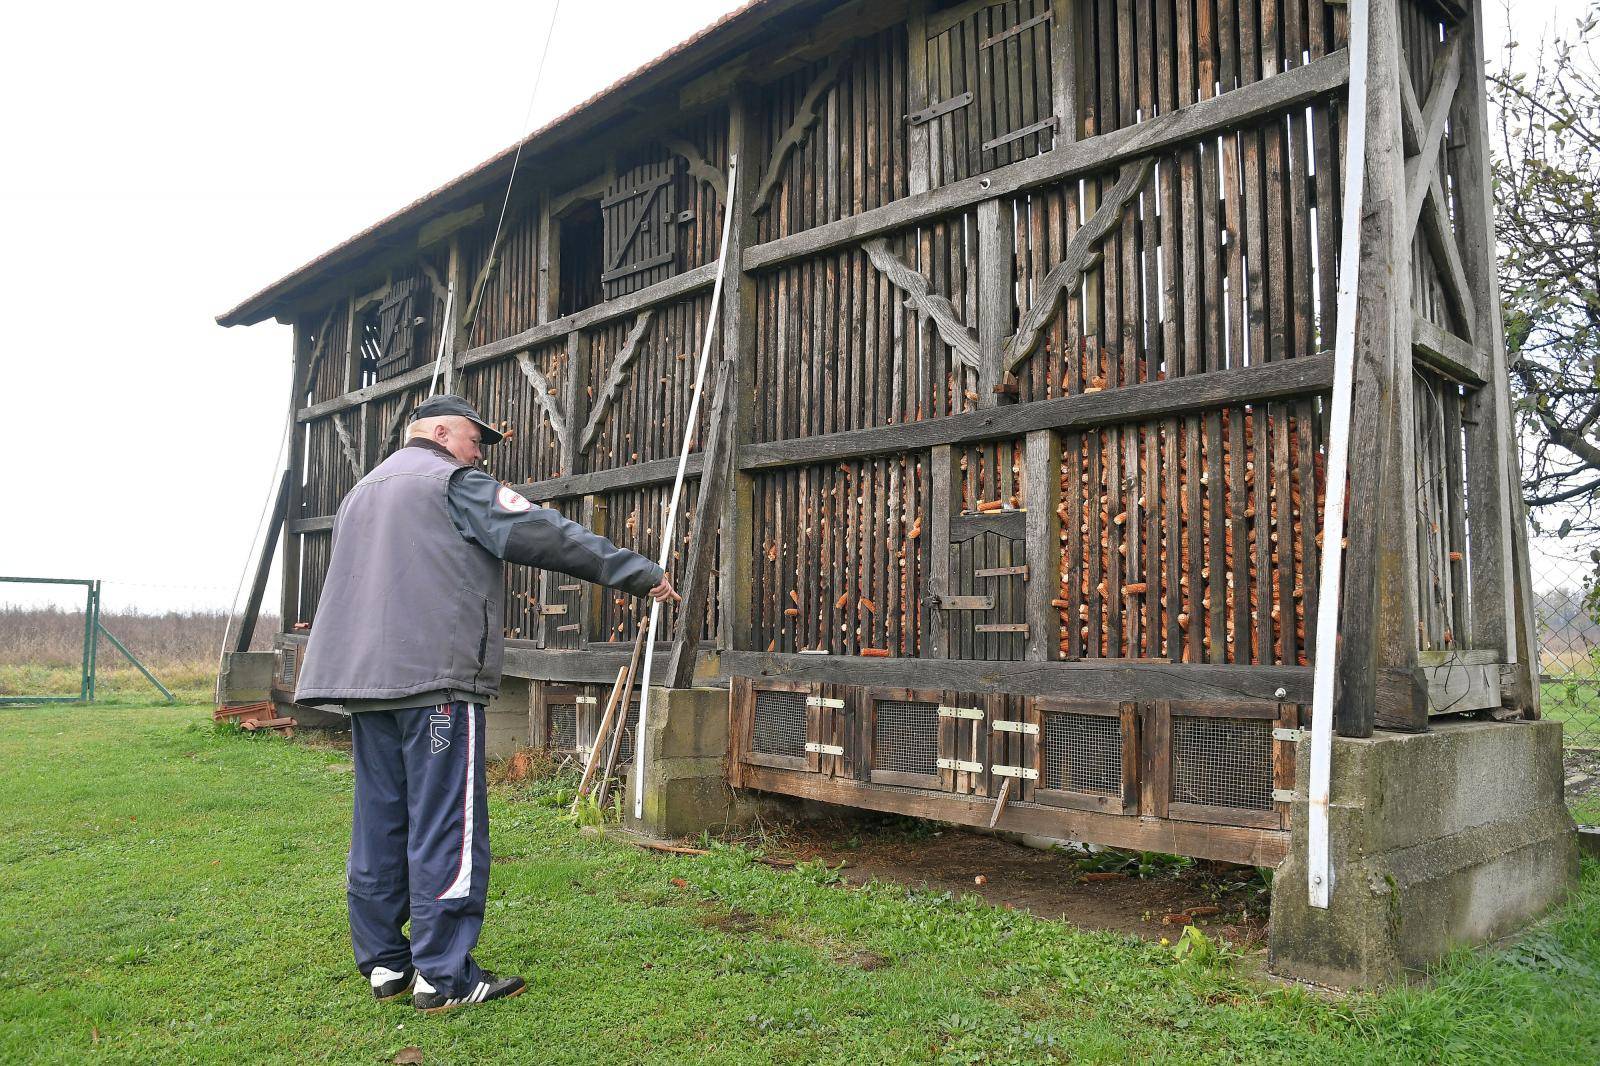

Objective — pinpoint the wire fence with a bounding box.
[1531,536,1600,749]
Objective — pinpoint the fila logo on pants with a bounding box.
[429,709,452,754]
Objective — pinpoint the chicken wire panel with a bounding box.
[1170,715,1274,811]
[1041,712,1122,797]
[751,689,808,760]
[549,702,579,752]
[873,699,941,777]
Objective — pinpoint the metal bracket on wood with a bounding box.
[992,720,1039,735]
[576,695,598,706]
[540,604,569,616]
[990,764,1038,780]
[938,757,985,772]
[1272,788,1297,803]
[907,91,974,126]
[1272,727,1306,742]
[937,705,985,720]
[805,741,845,756]
[806,695,845,710]
[974,565,1029,579]
[935,595,994,610]
[983,116,1058,153]
[975,623,1030,634]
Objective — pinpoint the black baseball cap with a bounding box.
[411,394,504,445]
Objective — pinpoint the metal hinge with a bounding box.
[806,696,845,710]
[1272,788,1296,803]
[907,91,973,126]
[575,695,598,706]
[937,595,993,611]
[540,604,568,616]
[804,741,844,756]
[556,583,582,593]
[991,764,1039,781]
[992,720,1039,735]
[974,564,1029,579]
[975,623,1029,634]
[937,757,985,773]
[937,705,985,720]
[1272,728,1306,742]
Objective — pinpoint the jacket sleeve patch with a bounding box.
[495,485,533,513]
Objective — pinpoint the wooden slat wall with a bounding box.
[752,455,931,656]
[460,341,569,484]
[753,25,910,243]
[583,296,715,472]
[595,481,717,643]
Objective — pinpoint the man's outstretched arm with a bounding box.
[447,467,677,602]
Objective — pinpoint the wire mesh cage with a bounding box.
[872,698,941,777]
[273,638,300,691]
[549,701,579,752]
[1041,711,1122,796]
[1170,715,1274,811]
[751,689,808,760]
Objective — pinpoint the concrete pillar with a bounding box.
[1270,719,1577,988]
[624,686,767,839]
[482,676,532,760]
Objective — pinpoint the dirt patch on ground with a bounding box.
[747,817,1270,948]
[1566,748,1600,822]
[697,904,774,937]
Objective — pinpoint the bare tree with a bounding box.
[1491,1,1600,566]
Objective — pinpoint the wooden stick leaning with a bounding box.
[570,662,630,812]
[594,622,649,811]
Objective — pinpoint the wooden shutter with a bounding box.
[373,276,431,382]
[919,0,1059,186]
[600,158,682,299]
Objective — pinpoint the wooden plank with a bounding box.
[1023,429,1060,661]
[1050,0,1077,142]
[667,354,737,686]
[739,355,1333,471]
[927,445,959,658]
[287,515,335,535]
[733,765,1288,868]
[975,196,1014,400]
[1416,661,1504,714]
[1340,0,1423,736]
[743,49,1350,273]
[723,650,1310,702]
[1411,314,1486,386]
[720,90,760,656]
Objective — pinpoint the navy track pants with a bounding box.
[347,701,490,998]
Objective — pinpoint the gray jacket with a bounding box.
[294,440,662,706]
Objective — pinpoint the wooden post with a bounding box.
[718,87,760,659]
[1337,0,1422,735]
[926,444,960,659]
[976,197,1014,407]
[536,191,559,326]
[1050,0,1079,143]
[281,318,309,629]
[1455,0,1538,711]
[1023,429,1061,661]
[235,470,291,655]
[444,236,470,395]
[342,292,360,393]
[906,0,932,196]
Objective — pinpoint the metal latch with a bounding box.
[937,705,984,720]
[806,696,845,710]
[575,695,598,706]
[907,91,973,125]
[974,564,1029,579]
[938,757,984,773]
[991,764,1039,780]
[540,604,568,615]
[975,623,1029,634]
[937,595,993,611]
[1272,788,1296,803]
[805,741,844,756]
[992,720,1038,735]
[1272,728,1306,742]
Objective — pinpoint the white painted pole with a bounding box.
[632,155,741,820]
[426,284,457,398]
[1307,0,1371,909]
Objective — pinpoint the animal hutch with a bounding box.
[222,0,1538,874]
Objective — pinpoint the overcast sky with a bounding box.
[0,1,1587,615]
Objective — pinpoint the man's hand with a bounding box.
[648,574,680,604]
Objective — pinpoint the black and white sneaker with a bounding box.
[412,971,525,1013]
[369,965,416,1002]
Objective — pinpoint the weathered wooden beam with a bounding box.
[288,516,335,535]
[723,650,1312,703]
[667,358,735,686]
[719,89,760,657]
[515,350,571,471]
[417,202,486,250]
[518,453,705,503]
[862,237,981,370]
[1339,0,1422,736]
[743,49,1349,272]
[737,763,1287,867]
[751,46,856,214]
[1412,315,1486,386]
[1023,430,1062,662]
[235,469,290,655]
[738,355,1333,471]
[579,310,656,453]
[295,262,718,423]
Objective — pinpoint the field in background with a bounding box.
[0,607,277,703]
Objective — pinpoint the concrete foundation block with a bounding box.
[1270,719,1578,988]
[483,677,531,760]
[217,652,273,704]
[624,686,778,839]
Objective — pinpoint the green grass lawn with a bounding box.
[1,707,1597,1065]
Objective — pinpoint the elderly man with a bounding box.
[294,394,675,1013]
